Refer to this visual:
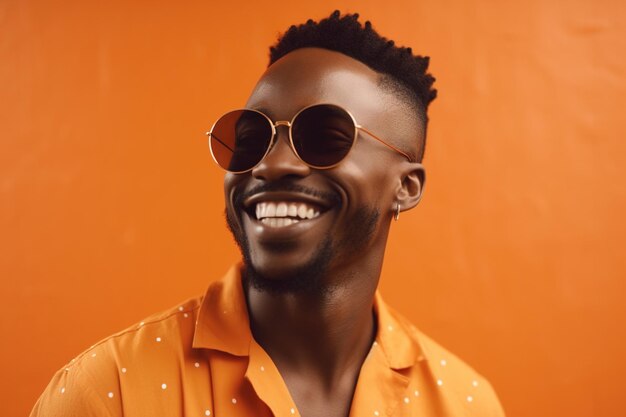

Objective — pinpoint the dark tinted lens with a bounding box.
[291,104,356,167]
[210,110,272,172]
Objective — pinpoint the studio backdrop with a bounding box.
[1,1,625,416]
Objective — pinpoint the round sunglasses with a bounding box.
[206,103,412,173]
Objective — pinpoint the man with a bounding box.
[31,11,505,417]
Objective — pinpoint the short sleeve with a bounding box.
[30,347,122,417]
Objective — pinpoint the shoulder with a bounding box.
[390,307,506,416]
[30,296,203,417]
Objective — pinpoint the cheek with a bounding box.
[223,173,237,196]
[223,174,249,223]
[338,158,399,208]
[223,173,245,201]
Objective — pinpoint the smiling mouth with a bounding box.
[254,201,321,228]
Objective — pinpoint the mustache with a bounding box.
[234,181,342,210]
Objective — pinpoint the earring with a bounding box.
[394,203,401,221]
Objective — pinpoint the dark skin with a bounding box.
[224,48,425,417]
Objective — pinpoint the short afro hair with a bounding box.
[269,10,437,162]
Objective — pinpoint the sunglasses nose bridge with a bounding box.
[269,121,292,146]
[274,120,291,128]
[269,120,298,157]
[251,120,310,180]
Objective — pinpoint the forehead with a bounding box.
[245,48,406,124]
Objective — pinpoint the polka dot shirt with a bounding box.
[30,265,505,416]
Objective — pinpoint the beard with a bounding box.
[225,202,379,297]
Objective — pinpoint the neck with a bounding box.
[244,264,380,387]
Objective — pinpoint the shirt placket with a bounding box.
[245,339,301,417]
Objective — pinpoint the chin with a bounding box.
[225,203,380,296]
[243,237,334,296]
[246,261,296,282]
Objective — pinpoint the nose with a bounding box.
[251,127,311,181]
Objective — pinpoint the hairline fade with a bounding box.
[268,10,437,162]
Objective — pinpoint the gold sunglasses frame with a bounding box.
[206,103,413,174]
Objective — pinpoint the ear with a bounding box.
[395,162,425,213]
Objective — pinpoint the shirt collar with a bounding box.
[373,290,428,369]
[192,264,251,356]
[192,264,428,367]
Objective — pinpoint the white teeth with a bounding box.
[266,203,276,217]
[297,204,308,218]
[254,200,321,224]
[260,218,301,227]
[276,203,288,217]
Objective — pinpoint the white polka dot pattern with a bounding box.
[31,270,504,417]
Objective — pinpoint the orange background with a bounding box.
[2,1,625,416]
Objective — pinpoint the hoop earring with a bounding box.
[394,203,401,221]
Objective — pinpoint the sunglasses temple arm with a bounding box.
[207,133,235,153]
[357,126,413,162]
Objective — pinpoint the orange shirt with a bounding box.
[31,265,505,417]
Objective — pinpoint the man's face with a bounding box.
[224,48,421,294]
